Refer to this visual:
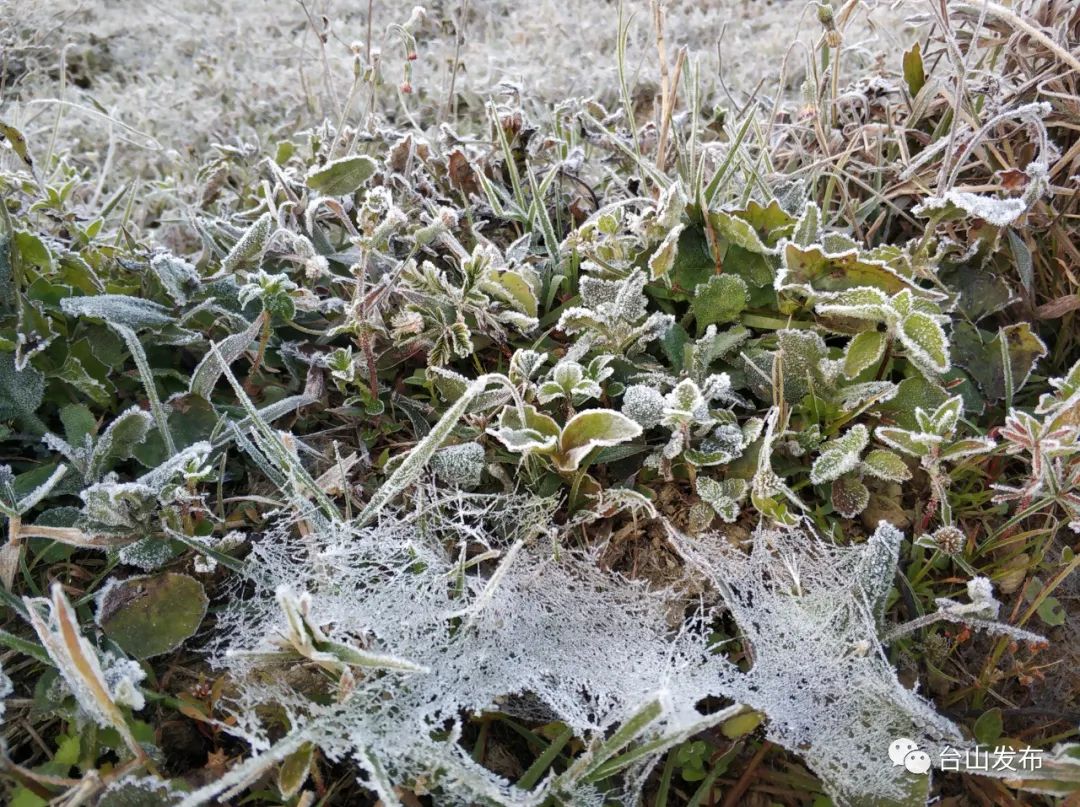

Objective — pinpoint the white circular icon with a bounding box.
[903,749,932,775]
[888,738,919,766]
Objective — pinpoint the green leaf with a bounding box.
[278,741,314,799]
[902,41,926,96]
[89,407,153,479]
[780,242,912,294]
[954,321,1048,402]
[0,352,46,433]
[305,155,377,196]
[720,710,764,739]
[556,409,642,472]
[97,573,209,659]
[898,312,949,375]
[707,210,771,254]
[810,424,868,485]
[875,427,941,458]
[843,330,887,378]
[973,708,1003,746]
[875,375,949,431]
[1036,595,1066,627]
[53,354,110,406]
[691,274,748,333]
[60,294,175,330]
[60,404,97,448]
[861,449,911,482]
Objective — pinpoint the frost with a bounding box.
[60,294,175,330]
[667,520,964,803]
[557,270,674,354]
[810,424,869,485]
[150,252,201,305]
[912,163,1050,227]
[430,442,485,489]
[621,384,666,429]
[0,661,11,721]
[24,583,147,758]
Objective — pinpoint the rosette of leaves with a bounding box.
[487,403,641,473]
[324,346,384,414]
[814,287,952,379]
[876,396,996,526]
[561,208,643,273]
[696,475,749,523]
[557,269,674,355]
[536,356,614,408]
[395,243,540,365]
[807,424,912,518]
[625,377,760,471]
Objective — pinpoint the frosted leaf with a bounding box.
[88,407,153,481]
[430,443,485,490]
[81,480,159,535]
[0,351,46,430]
[118,537,176,572]
[775,329,830,405]
[0,661,11,721]
[24,584,146,758]
[101,651,147,710]
[861,449,911,482]
[508,349,548,386]
[810,425,868,485]
[621,385,665,429]
[661,379,708,427]
[221,212,274,273]
[913,190,1029,228]
[149,252,201,305]
[647,223,684,280]
[60,294,175,329]
[830,474,870,518]
[696,477,747,523]
[897,311,950,376]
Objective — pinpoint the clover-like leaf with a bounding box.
[697,476,748,523]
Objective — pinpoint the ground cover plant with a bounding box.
[1,1,1079,805]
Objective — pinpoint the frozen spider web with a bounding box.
[194,478,1033,806]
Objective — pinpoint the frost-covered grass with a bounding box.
[1,1,1079,805]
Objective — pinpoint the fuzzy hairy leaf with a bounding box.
[810,425,869,485]
[861,449,911,482]
[691,274,748,332]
